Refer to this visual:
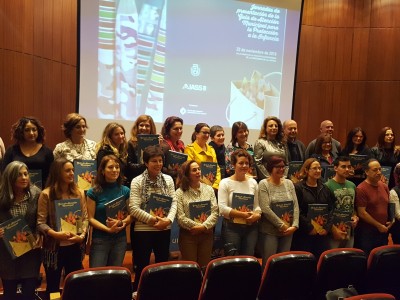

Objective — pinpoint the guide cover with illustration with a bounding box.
[145,193,173,218]
[165,150,188,172]
[73,159,97,190]
[189,200,211,224]
[231,192,254,224]
[104,195,128,220]
[200,162,218,186]
[271,200,294,226]
[1,216,36,259]
[307,203,328,233]
[55,198,83,234]
[137,134,159,163]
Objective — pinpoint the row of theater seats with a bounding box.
[61,245,400,300]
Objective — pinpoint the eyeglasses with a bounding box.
[237,162,250,166]
[200,131,210,135]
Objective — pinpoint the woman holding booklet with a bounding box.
[37,158,88,296]
[86,155,131,267]
[185,123,221,191]
[218,149,261,256]
[258,156,299,268]
[175,160,219,268]
[0,161,41,300]
[129,145,176,294]
[160,116,186,184]
[292,158,335,259]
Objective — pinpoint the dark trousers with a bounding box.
[354,226,388,256]
[291,231,330,260]
[2,277,37,300]
[44,243,82,294]
[131,230,171,291]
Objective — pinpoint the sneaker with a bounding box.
[132,291,137,300]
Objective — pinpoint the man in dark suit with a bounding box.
[283,119,306,162]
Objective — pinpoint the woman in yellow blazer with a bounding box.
[184,123,221,191]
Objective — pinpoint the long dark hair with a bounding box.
[11,116,46,144]
[314,133,332,155]
[376,126,395,151]
[342,127,367,154]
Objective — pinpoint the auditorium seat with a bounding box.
[257,251,316,300]
[364,245,400,298]
[62,266,132,300]
[198,256,261,300]
[344,293,396,299]
[136,261,202,300]
[315,248,367,299]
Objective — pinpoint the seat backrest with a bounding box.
[316,248,367,299]
[366,245,400,298]
[136,261,202,300]
[257,251,316,300]
[198,256,261,300]
[62,267,132,300]
[345,293,396,300]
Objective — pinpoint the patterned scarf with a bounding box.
[140,169,168,208]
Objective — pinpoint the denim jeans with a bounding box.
[260,232,293,268]
[89,235,127,267]
[221,220,258,256]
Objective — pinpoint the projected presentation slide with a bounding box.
[80,0,301,130]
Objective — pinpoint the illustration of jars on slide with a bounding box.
[227,70,281,129]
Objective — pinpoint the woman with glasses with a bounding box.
[1,117,54,186]
[218,149,261,255]
[291,158,335,259]
[311,133,337,168]
[185,123,221,191]
[53,113,97,161]
[258,155,299,268]
[254,116,288,180]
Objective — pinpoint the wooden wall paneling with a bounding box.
[0,0,5,49]
[22,0,34,53]
[42,0,53,60]
[367,28,400,80]
[363,81,400,145]
[21,53,34,116]
[294,26,313,81]
[52,0,63,62]
[354,0,371,28]
[33,56,44,126]
[33,0,44,57]
[62,0,78,65]
[370,0,400,28]
[350,28,369,80]
[333,28,354,80]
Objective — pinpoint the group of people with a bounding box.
[0,113,399,300]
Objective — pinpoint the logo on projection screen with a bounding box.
[191,64,201,76]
